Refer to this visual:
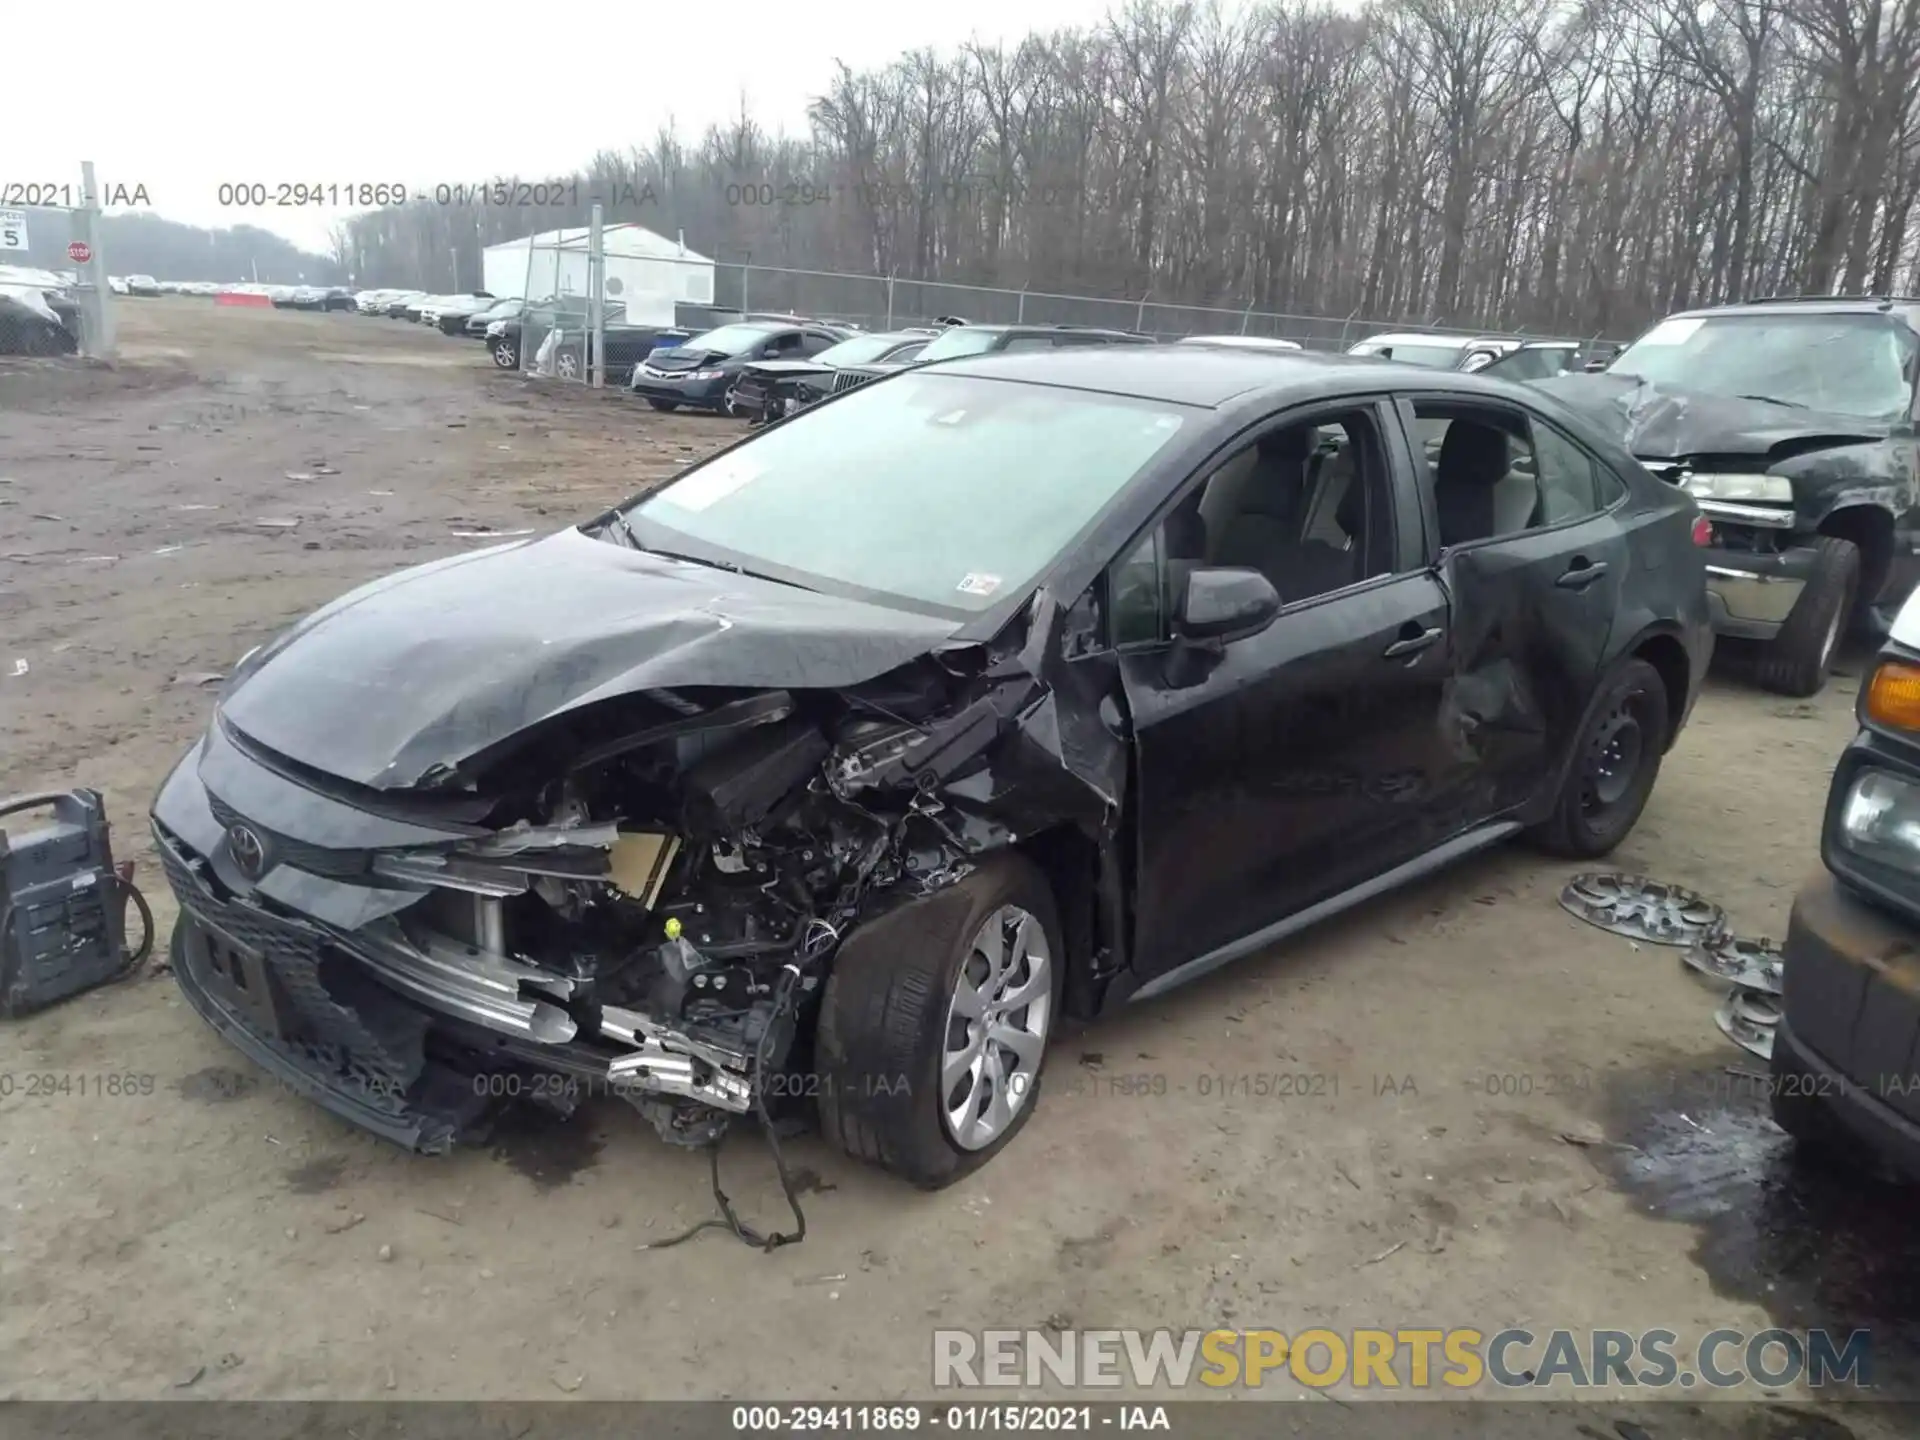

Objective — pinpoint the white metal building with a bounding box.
[481,224,715,325]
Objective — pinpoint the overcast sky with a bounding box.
[13,0,1131,255]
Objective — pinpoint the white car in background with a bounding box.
[124,274,162,297]
[1177,334,1304,351]
[1345,330,1518,371]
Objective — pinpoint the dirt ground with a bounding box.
[2,300,1914,1425]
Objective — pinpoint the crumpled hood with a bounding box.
[220,527,962,789]
[1535,373,1887,462]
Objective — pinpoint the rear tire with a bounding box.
[1756,536,1859,698]
[816,854,1062,1188]
[1530,657,1670,859]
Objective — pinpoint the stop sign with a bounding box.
[67,240,91,264]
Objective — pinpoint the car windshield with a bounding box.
[814,334,911,366]
[1609,313,1915,419]
[682,323,779,356]
[915,328,1005,362]
[619,372,1189,613]
[1352,340,1464,368]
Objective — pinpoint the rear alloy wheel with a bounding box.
[816,854,1062,1187]
[491,339,517,370]
[1531,657,1670,858]
[1756,536,1860,698]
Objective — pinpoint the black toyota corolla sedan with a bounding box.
[152,348,1712,1186]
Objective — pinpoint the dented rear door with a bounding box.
[1397,396,1632,819]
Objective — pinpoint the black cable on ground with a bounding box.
[114,873,156,978]
[638,962,810,1254]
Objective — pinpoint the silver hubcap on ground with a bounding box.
[942,905,1052,1151]
[557,352,578,379]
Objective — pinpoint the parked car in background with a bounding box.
[1477,341,1617,383]
[151,345,1709,1181]
[0,283,80,355]
[124,275,162,297]
[726,328,937,421]
[1772,590,1920,1178]
[107,276,130,296]
[1177,335,1304,352]
[827,323,1157,393]
[490,301,675,381]
[357,289,412,315]
[463,296,525,338]
[1346,331,1511,370]
[420,293,495,332]
[1541,295,1920,696]
[628,319,852,413]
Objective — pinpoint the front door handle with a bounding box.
[1556,559,1610,589]
[1383,626,1443,659]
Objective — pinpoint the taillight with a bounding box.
[1691,516,1713,547]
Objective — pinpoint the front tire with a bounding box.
[1756,536,1860,697]
[647,399,679,413]
[1530,656,1670,859]
[491,339,517,369]
[816,854,1062,1188]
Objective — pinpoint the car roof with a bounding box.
[1663,296,1920,322]
[931,345,1547,408]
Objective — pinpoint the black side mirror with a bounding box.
[1176,567,1282,643]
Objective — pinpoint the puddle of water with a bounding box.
[1601,1060,1920,1393]
[487,1101,602,1190]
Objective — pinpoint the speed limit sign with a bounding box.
[0,209,27,251]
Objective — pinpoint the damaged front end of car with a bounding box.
[153,550,1122,1159]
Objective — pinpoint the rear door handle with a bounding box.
[1556,560,1609,589]
[1383,626,1443,659]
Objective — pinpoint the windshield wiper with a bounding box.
[1737,393,1809,410]
[602,508,643,549]
[639,545,817,593]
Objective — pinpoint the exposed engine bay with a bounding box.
[373,673,1014,1146]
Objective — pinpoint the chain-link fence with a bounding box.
[516,252,1617,386]
[711,263,1606,349]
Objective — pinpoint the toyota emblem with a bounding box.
[226,823,267,880]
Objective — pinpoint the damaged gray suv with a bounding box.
[153,347,1711,1186]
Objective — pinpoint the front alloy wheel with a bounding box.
[492,339,517,369]
[941,906,1053,1150]
[816,854,1063,1187]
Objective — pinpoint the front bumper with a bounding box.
[1773,869,1920,1181]
[1701,541,1818,641]
[151,729,759,1152]
[629,371,729,408]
